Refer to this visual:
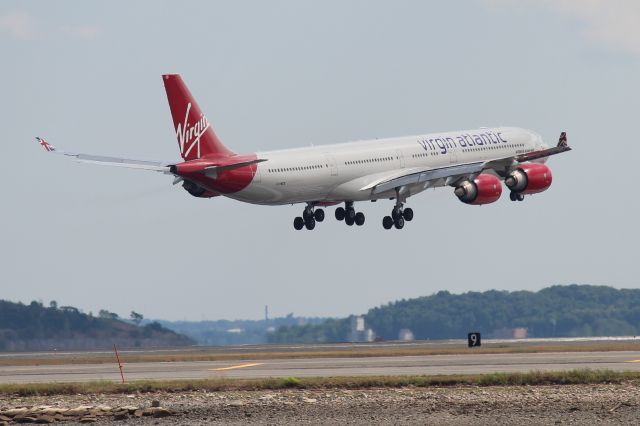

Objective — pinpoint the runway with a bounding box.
[2,351,640,384]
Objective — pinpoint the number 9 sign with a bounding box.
[468,332,481,348]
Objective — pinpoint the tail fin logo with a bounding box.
[176,102,210,159]
[37,137,56,152]
[557,132,568,147]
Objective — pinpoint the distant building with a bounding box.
[365,329,375,342]
[350,316,374,342]
[513,327,528,339]
[398,328,415,341]
[491,327,528,339]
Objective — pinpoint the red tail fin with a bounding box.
[162,74,234,160]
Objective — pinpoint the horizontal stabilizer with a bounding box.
[203,158,267,178]
[36,137,171,172]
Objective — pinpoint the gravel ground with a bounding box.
[2,383,639,425]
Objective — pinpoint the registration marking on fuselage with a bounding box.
[209,362,263,371]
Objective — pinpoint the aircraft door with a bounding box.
[324,153,338,176]
[449,149,458,164]
[396,149,405,168]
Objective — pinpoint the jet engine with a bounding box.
[454,174,502,205]
[181,180,218,198]
[505,163,552,195]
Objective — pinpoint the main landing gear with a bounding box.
[334,201,365,227]
[382,187,413,230]
[509,191,525,202]
[293,204,325,231]
[382,204,413,230]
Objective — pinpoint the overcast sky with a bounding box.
[2,1,639,321]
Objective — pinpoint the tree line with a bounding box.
[0,300,192,351]
[268,285,640,343]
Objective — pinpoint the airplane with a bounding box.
[37,74,571,230]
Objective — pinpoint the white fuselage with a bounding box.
[230,127,544,205]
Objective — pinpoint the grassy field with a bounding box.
[1,341,639,367]
[1,369,638,397]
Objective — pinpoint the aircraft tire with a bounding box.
[293,217,304,230]
[315,209,325,222]
[345,215,355,226]
[335,207,346,221]
[394,217,405,229]
[382,216,393,229]
[403,208,413,221]
[355,212,365,226]
[305,217,316,230]
[303,209,313,221]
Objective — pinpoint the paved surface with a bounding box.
[2,336,637,361]
[2,351,640,383]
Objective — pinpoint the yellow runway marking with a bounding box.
[625,360,640,363]
[209,362,263,371]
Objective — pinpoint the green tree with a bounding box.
[130,311,144,325]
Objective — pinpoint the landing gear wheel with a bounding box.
[354,212,365,226]
[335,207,346,221]
[383,216,393,230]
[314,208,325,222]
[345,215,355,226]
[346,208,356,221]
[303,208,313,221]
[293,217,304,230]
[517,193,525,201]
[403,208,414,221]
[509,191,517,201]
[392,207,402,221]
[304,217,316,230]
[394,217,405,229]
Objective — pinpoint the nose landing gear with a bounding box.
[509,191,525,202]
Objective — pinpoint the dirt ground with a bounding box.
[2,383,639,425]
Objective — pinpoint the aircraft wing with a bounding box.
[514,145,571,162]
[515,131,571,162]
[36,137,172,172]
[365,162,485,195]
[365,132,571,195]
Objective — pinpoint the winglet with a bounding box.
[36,137,57,152]
[557,132,568,147]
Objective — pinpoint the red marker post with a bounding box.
[113,344,125,383]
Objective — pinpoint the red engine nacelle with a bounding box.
[505,163,553,195]
[454,174,502,205]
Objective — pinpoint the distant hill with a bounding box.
[0,300,193,351]
[268,285,640,343]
